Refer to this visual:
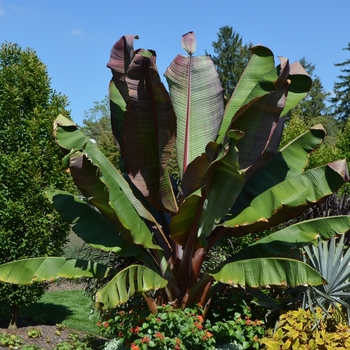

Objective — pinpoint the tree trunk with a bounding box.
[8,305,19,329]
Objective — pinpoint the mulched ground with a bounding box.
[0,281,108,349]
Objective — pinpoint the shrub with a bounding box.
[260,307,350,349]
[0,42,72,328]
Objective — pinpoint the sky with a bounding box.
[1,0,349,126]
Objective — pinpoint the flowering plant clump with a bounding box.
[98,302,216,349]
[207,288,265,349]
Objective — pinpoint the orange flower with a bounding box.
[197,315,204,323]
[195,322,203,330]
[175,338,181,344]
[130,344,139,350]
[141,336,150,344]
[155,332,164,340]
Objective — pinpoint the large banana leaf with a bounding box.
[208,258,326,288]
[109,80,126,151]
[46,189,151,262]
[280,61,312,116]
[165,32,224,176]
[107,34,137,103]
[231,125,326,214]
[170,192,203,246]
[198,133,245,239]
[0,257,112,284]
[120,49,176,208]
[96,265,167,309]
[223,160,348,236]
[232,216,350,261]
[54,115,162,250]
[216,46,275,143]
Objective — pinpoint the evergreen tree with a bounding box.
[0,43,72,328]
[209,26,252,100]
[331,43,350,123]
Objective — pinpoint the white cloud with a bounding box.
[0,4,6,16]
[70,29,84,38]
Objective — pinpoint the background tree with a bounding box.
[287,58,331,125]
[331,43,350,123]
[282,58,339,168]
[208,25,252,100]
[0,42,72,328]
[80,96,120,170]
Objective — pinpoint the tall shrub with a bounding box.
[0,43,72,328]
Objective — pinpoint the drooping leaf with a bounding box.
[165,52,224,176]
[209,258,326,288]
[54,115,162,250]
[107,34,138,102]
[231,125,326,214]
[96,265,167,309]
[281,61,312,116]
[223,160,349,236]
[45,189,151,261]
[233,216,350,261]
[0,257,112,284]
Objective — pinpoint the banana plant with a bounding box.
[0,32,349,314]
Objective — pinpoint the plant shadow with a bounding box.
[0,302,74,328]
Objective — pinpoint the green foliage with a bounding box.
[98,303,216,349]
[209,26,252,100]
[80,96,121,170]
[0,332,25,348]
[207,289,265,349]
[280,113,341,169]
[0,33,349,332]
[27,327,43,338]
[53,332,94,350]
[287,57,331,124]
[336,116,350,163]
[260,307,350,349]
[0,42,72,327]
[331,42,350,122]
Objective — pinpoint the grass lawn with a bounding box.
[0,289,101,336]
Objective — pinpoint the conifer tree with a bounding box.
[331,43,350,123]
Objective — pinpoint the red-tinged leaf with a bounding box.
[198,137,245,239]
[122,49,176,208]
[170,193,203,247]
[165,53,224,176]
[181,142,221,198]
[182,31,196,56]
[107,35,138,102]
